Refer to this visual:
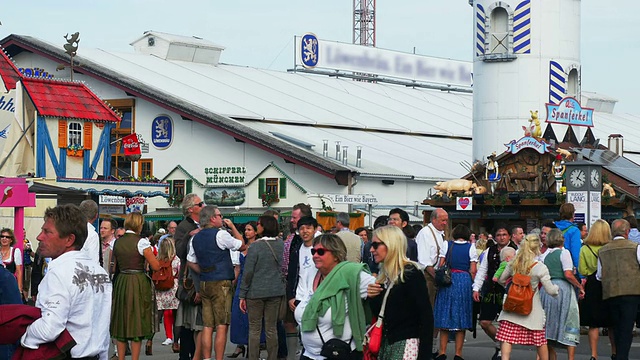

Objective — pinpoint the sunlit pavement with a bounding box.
[121,326,640,360]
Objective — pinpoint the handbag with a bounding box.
[175,265,197,304]
[363,281,394,360]
[434,241,453,287]
[263,239,288,320]
[318,326,353,360]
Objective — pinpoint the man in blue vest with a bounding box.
[189,205,246,360]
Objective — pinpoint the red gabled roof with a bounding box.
[21,77,120,122]
[0,50,22,91]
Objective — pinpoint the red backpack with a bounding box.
[152,257,175,291]
[503,262,537,315]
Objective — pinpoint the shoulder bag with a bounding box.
[318,325,353,360]
[363,281,394,360]
[263,239,288,321]
[434,241,453,287]
[175,263,197,304]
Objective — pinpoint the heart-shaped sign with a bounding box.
[458,197,470,209]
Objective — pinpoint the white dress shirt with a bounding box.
[21,250,112,360]
[82,222,100,265]
[187,229,242,263]
[415,223,446,268]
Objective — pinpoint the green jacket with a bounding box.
[301,261,370,351]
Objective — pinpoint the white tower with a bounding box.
[471,0,582,161]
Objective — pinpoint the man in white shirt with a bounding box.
[289,216,319,311]
[415,208,448,307]
[79,200,100,265]
[22,204,112,360]
[188,206,245,360]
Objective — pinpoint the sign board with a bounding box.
[100,205,124,215]
[323,193,378,205]
[151,115,174,149]
[204,166,247,185]
[99,195,126,205]
[567,190,588,224]
[294,36,473,88]
[589,191,601,226]
[125,196,146,214]
[504,136,550,154]
[456,197,473,211]
[545,97,594,127]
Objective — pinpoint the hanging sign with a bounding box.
[545,97,594,127]
[151,115,174,149]
[504,136,550,154]
[456,197,473,211]
[122,133,141,156]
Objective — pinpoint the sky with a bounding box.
[1,1,637,113]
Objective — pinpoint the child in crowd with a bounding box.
[493,247,516,282]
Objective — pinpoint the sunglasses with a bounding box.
[311,248,333,256]
[371,241,385,250]
[196,201,205,207]
[0,235,11,239]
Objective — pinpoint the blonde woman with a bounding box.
[156,237,181,347]
[496,234,559,360]
[110,212,160,360]
[368,225,433,360]
[578,219,616,360]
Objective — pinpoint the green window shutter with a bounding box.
[168,180,173,193]
[186,179,193,194]
[258,178,266,198]
[279,178,287,199]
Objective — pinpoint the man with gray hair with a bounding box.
[597,219,640,360]
[188,205,245,360]
[174,193,204,358]
[335,212,362,263]
[79,199,100,265]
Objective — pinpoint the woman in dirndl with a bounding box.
[433,225,477,360]
[110,212,160,360]
[496,234,559,360]
[578,219,616,360]
[540,229,584,360]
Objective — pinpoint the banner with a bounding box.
[122,133,141,156]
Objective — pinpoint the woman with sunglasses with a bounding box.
[297,233,376,360]
[367,225,433,360]
[0,228,23,297]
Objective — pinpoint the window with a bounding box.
[567,68,579,99]
[68,121,83,147]
[173,180,185,197]
[489,7,509,54]
[107,99,135,178]
[266,178,278,194]
[138,159,153,179]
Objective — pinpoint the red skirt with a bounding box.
[496,320,547,347]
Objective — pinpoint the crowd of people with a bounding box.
[1,197,639,360]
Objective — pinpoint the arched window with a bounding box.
[489,7,509,54]
[567,68,580,98]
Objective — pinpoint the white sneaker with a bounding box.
[162,338,173,346]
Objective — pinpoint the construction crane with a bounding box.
[353,0,375,47]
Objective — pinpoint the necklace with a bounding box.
[0,247,9,261]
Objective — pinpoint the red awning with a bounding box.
[21,77,120,122]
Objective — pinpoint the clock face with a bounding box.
[590,169,600,188]
[569,169,586,188]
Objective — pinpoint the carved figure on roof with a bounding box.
[63,32,80,57]
[602,183,615,198]
[433,179,477,198]
[552,154,565,193]
[529,110,542,138]
[556,148,573,161]
[485,151,500,194]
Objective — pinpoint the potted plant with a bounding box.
[66,144,84,157]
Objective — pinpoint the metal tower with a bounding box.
[353,0,376,46]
